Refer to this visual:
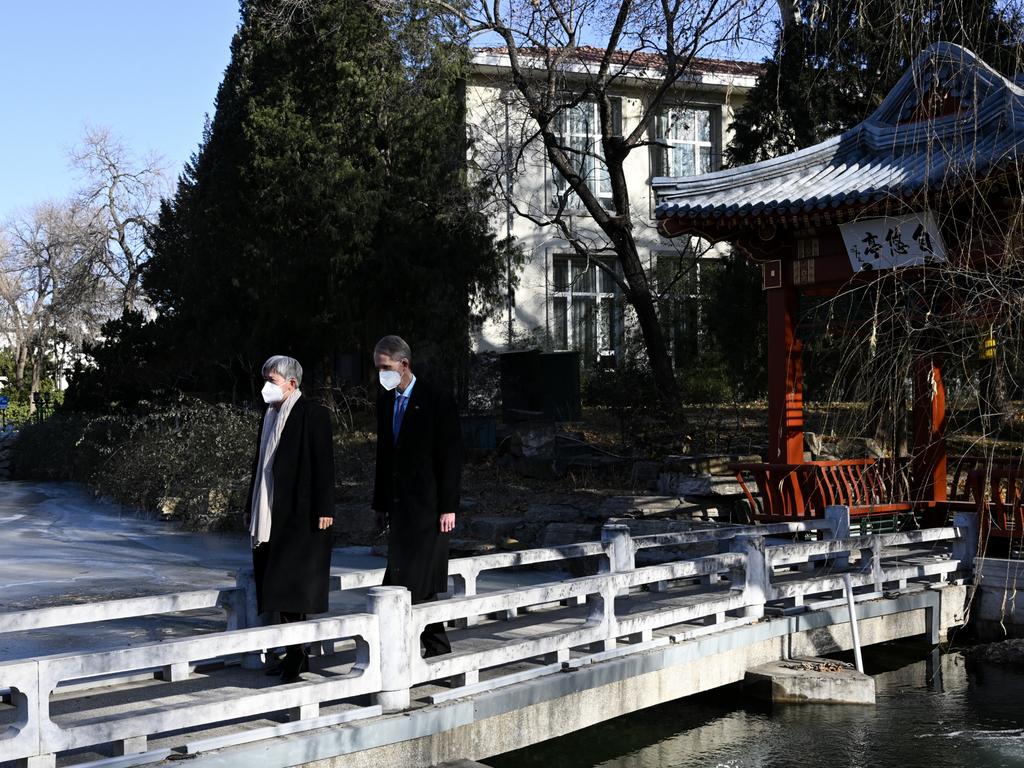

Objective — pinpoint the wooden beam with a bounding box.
[912,355,947,508]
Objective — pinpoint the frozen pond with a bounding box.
[0,482,384,659]
[0,482,554,660]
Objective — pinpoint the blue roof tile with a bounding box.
[653,44,1024,225]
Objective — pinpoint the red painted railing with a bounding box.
[966,463,1024,542]
[731,459,912,522]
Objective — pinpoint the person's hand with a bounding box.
[318,517,333,530]
[439,513,455,533]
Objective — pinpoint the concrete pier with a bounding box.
[745,657,876,705]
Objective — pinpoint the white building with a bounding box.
[465,47,759,367]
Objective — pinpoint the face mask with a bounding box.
[379,370,401,391]
[261,381,285,404]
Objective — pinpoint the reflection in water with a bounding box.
[486,648,1024,768]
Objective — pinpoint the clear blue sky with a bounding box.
[0,1,241,219]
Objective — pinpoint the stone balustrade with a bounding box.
[0,508,978,768]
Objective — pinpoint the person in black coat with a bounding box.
[246,355,334,683]
[371,336,462,657]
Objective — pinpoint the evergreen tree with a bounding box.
[75,0,510,404]
[727,0,1024,166]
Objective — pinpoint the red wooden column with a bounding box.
[765,260,804,464]
[912,355,947,509]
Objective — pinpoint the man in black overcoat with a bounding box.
[246,355,335,683]
[371,336,462,657]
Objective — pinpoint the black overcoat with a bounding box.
[372,379,462,601]
[247,396,335,615]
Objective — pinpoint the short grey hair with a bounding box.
[261,355,303,387]
[373,335,412,364]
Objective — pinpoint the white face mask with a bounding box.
[261,381,285,404]
[378,370,401,391]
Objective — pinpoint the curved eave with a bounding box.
[656,196,918,240]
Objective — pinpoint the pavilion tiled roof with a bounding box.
[654,43,1024,227]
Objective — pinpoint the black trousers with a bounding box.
[280,611,308,666]
[414,596,451,657]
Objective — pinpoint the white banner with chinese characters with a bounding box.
[840,211,946,272]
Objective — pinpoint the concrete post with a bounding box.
[733,535,767,618]
[861,537,884,592]
[234,567,266,670]
[601,523,634,598]
[824,505,851,570]
[451,568,479,628]
[952,512,979,573]
[367,586,413,712]
[601,523,635,573]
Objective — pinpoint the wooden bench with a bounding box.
[966,463,1024,547]
[731,459,913,526]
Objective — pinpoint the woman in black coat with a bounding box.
[247,355,334,681]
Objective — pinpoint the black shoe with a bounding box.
[263,653,285,677]
[279,654,310,684]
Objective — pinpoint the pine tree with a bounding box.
[88,0,511,402]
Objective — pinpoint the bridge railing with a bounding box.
[0,519,833,641]
[0,614,380,764]
[0,509,978,766]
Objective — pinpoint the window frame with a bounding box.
[549,98,622,213]
[650,104,720,179]
[549,253,623,362]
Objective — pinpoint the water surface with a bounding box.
[486,648,1024,768]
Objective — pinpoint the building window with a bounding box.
[656,249,721,365]
[653,106,716,177]
[551,254,621,362]
[550,99,621,210]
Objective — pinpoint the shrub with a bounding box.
[15,398,259,531]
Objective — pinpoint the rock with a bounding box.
[598,495,703,518]
[661,454,761,476]
[966,639,1024,665]
[524,503,581,523]
[539,522,600,547]
[604,517,718,535]
[449,539,497,556]
[659,473,747,497]
[466,515,520,541]
[510,422,556,460]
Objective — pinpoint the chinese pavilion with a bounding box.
[653,43,1024,541]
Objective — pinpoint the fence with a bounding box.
[0,508,978,766]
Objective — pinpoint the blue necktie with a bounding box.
[393,395,407,443]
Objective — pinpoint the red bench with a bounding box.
[731,459,913,523]
[966,463,1024,545]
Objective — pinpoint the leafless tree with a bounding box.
[0,201,108,407]
[70,126,169,315]
[442,0,775,398]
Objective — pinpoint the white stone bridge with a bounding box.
[0,508,977,768]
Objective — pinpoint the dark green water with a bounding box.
[485,646,1024,768]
